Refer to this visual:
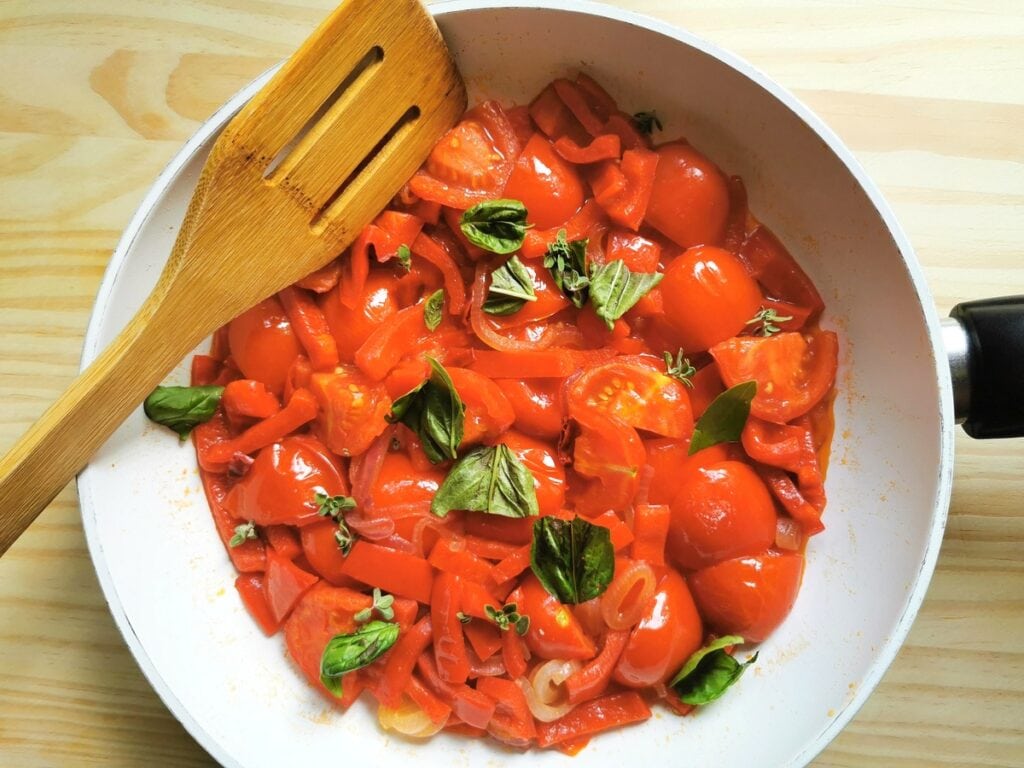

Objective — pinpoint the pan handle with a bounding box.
[942,296,1024,439]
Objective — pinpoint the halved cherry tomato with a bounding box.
[612,568,703,687]
[371,450,447,539]
[300,520,355,586]
[503,133,585,230]
[513,574,596,661]
[660,246,763,352]
[501,430,566,518]
[310,366,392,457]
[446,367,515,446]
[567,357,694,439]
[570,410,646,516]
[320,270,400,362]
[645,142,730,248]
[688,550,805,642]
[228,296,302,396]
[227,435,347,527]
[496,378,565,440]
[710,329,839,424]
[265,548,319,623]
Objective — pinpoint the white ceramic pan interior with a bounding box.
[78,2,953,766]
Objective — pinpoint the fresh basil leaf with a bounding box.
[543,229,590,308]
[588,260,663,330]
[386,357,464,463]
[688,381,757,455]
[424,288,445,331]
[484,255,537,315]
[397,244,412,271]
[319,620,400,697]
[144,384,224,439]
[632,110,663,135]
[669,635,756,705]
[431,444,539,518]
[530,516,614,604]
[459,199,529,254]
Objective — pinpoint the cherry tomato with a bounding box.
[567,357,694,439]
[513,573,596,661]
[372,450,448,540]
[645,142,730,248]
[501,430,566,518]
[643,439,730,505]
[660,246,763,353]
[570,410,646,516]
[688,550,805,642]
[320,270,400,362]
[613,568,703,687]
[667,460,777,570]
[485,259,571,330]
[503,133,585,230]
[228,435,347,527]
[228,296,302,396]
[310,365,392,457]
[300,520,357,586]
[446,367,515,446]
[710,329,839,424]
[688,362,725,419]
[495,378,565,441]
[284,583,371,693]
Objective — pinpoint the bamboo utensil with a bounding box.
[0,0,466,556]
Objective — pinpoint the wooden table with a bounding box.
[1,1,1021,765]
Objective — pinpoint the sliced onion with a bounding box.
[519,659,581,722]
[775,516,804,552]
[467,645,506,678]
[632,463,656,506]
[378,695,446,738]
[601,560,657,630]
[347,426,396,540]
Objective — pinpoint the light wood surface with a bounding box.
[0,1,1021,765]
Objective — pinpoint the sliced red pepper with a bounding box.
[553,134,621,164]
[428,538,494,583]
[197,469,266,572]
[501,623,529,680]
[417,652,497,729]
[469,348,615,379]
[431,572,471,684]
[520,199,607,259]
[601,112,649,151]
[488,544,532,585]
[204,388,318,464]
[411,231,467,315]
[354,303,425,380]
[462,619,503,661]
[234,573,280,636]
[278,286,340,371]
[758,465,826,536]
[463,514,533,546]
[405,674,452,725]
[574,73,619,119]
[529,83,591,145]
[222,379,280,423]
[375,616,433,707]
[476,676,537,747]
[264,524,302,561]
[564,629,630,704]
[341,540,434,604]
[462,534,520,561]
[374,210,424,260]
[552,78,606,136]
[723,175,750,254]
[191,355,221,386]
[294,258,341,294]
[590,510,634,552]
[264,548,319,623]
[738,225,824,319]
[536,691,651,748]
[460,580,502,621]
[594,148,659,231]
[630,504,671,565]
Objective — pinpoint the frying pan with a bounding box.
[75,2,1024,766]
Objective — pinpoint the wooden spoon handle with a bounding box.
[0,294,197,556]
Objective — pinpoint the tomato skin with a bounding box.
[371,450,447,539]
[645,142,730,248]
[320,271,399,362]
[300,520,356,586]
[446,367,515,446]
[571,410,646,517]
[612,569,703,687]
[227,435,347,527]
[503,133,585,230]
[228,297,302,396]
[496,378,564,441]
[500,430,566,518]
[710,329,839,424]
[310,366,392,457]
[667,460,777,570]
[660,246,763,352]
[688,550,804,642]
[644,439,731,505]
[514,574,596,661]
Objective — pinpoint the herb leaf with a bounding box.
[530,516,614,604]
[355,587,396,623]
[663,349,696,388]
[397,244,412,271]
[424,288,445,331]
[319,620,400,697]
[543,229,590,308]
[484,255,537,315]
[746,306,793,337]
[670,635,756,705]
[229,520,256,548]
[459,199,529,254]
[484,602,530,635]
[316,492,356,555]
[632,110,663,135]
[386,357,465,463]
[589,260,663,330]
[688,381,757,455]
[431,444,539,519]
[144,385,224,439]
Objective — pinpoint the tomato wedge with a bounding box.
[310,365,392,457]
[570,409,646,515]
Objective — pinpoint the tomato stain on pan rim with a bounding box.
[78,2,954,766]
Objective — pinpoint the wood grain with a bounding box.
[0,1,1021,765]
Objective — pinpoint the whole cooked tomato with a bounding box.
[688,550,804,642]
[644,142,730,248]
[310,366,392,457]
[613,568,703,687]
[501,430,566,518]
[513,573,596,661]
[643,439,730,505]
[660,246,763,353]
[227,435,347,527]
[319,270,400,362]
[228,296,302,396]
[667,460,777,570]
[503,133,585,230]
[496,378,565,441]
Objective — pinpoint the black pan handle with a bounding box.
[943,296,1024,439]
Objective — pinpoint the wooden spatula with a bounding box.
[0,0,466,556]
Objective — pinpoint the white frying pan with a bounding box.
[76,2,1024,766]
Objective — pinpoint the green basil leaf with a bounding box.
[484,255,537,315]
[543,229,590,308]
[459,199,529,254]
[669,635,756,705]
[143,385,224,439]
[588,260,663,330]
[386,357,464,463]
[424,288,445,331]
[688,381,757,455]
[530,515,614,604]
[319,620,400,697]
[431,444,539,518]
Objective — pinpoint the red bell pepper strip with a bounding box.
[564,629,630,704]
[278,286,340,372]
[294,258,341,293]
[431,572,471,685]
[460,580,502,621]
[354,303,425,381]
[488,544,532,585]
[591,510,634,552]
[429,538,494,583]
[341,540,435,604]
[536,691,651,748]
[198,470,266,572]
[417,652,497,729]
[553,134,621,164]
[501,622,529,680]
[601,112,649,151]
[520,199,607,259]
[468,348,616,379]
[630,504,671,565]
[264,524,302,561]
[234,573,280,636]
[405,674,452,725]
[758,465,826,536]
[204,388,318,464]
[574,73,619,119]
[738,224,825,319]
[191,354,221,386]
[209,324,230,360]
[723,175,749,254]
[476,676,537,747]
[339,226,375,309]
[375,210,424,260]
[595,148,659,231]
[552,78,606,136]
[461,534,519,561]
[462,619,503,661]
[264,548,319,623]
[222,379,280,421]
[375,616,433,707]
[529,83,591,145]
